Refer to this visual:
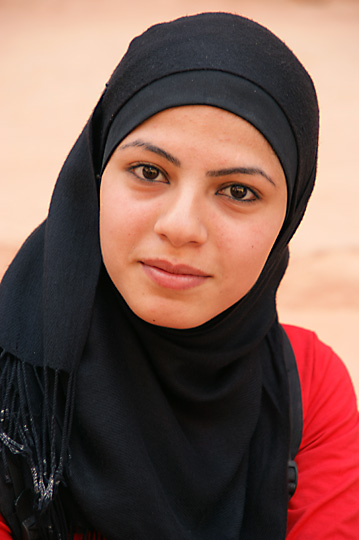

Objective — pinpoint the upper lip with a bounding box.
[141,259,210,277]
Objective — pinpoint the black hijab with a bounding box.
[0,12,319,540]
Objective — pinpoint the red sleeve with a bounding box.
[283,325,359,539]
[0,515,11,539]
[0,513,88,539]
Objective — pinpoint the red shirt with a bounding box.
[285,325,359,539]
[1,325,358,538]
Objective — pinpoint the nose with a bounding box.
[153,188,208,247]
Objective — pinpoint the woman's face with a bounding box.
[100,105,287,328]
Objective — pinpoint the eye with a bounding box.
[218,184,258,202]
[130,164,167,182]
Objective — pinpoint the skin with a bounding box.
[99,105,287,329]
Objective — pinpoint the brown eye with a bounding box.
[142,165,160,180]
[230,185,248,199]
[217,183,257,203]
[130,163,167,184]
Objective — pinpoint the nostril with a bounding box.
[154,211,207,247]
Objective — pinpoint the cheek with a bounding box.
[217,216,283,289]
[99,185,130,269]
[99,186,159,269]
[221,239,268,282]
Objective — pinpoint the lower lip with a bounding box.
[141,263,209,290]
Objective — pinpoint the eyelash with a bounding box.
[128,163,259,203]
[217,183,259,203]
[129,164,168,183]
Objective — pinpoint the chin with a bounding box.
[136,310,203,329]
[125,299,205,329]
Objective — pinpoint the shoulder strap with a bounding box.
[281,325,303,498]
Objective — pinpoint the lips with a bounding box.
[140,259,211,290]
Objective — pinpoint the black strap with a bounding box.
[282,326,303,498]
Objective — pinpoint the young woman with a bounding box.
[0,12,358,540]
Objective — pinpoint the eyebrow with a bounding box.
[119,139,275,186]
[206,167,275,186]
[119,140,181,167]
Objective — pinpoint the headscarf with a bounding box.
[0,12,319,540]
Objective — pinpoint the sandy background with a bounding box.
[0,0,358,399]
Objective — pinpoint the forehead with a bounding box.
[119,105,273,150]
[101,72,297,198]
[124,105,255,131]
[117,105,281,169]
[107,105,287,199]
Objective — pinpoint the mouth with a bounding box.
[140,259,211,290]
